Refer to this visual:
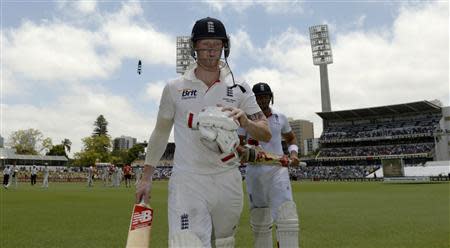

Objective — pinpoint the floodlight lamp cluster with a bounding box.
[176,36,194,74]
[309,25,333,65]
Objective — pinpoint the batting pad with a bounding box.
[250,208,273,248]
[276,201,299,248]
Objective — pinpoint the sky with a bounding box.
[1,0,449,157]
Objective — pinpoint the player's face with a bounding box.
[195,39,223,69]
[256,94,271,111]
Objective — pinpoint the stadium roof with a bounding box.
[0,148,68,161]
[317,100,441,121]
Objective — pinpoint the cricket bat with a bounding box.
[237,145,291,167]
[126,203,154,248]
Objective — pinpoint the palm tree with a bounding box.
[62,138,72,153]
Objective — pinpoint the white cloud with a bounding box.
[203,0,253,12]
[55,0,99,18]
[1,1,175,154]
[74,0,97,14]
[229,29,255,59]
[100,1,174,66]
[102,20,174,66]
[261,1,304,14]
[3,21,112,83]
[2,1,173,95]
[145,80,166,103]
[241,2,448,137]
[202,0,304,14]
[354,15,366,29]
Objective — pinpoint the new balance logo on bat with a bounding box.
[129,205,153,231]
[132,210,153,225]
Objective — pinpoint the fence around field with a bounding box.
[3,165,449,183]
[9,175,449,183]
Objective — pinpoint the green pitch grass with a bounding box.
[1,181,448,248]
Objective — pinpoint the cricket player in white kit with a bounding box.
[9,164,18,188]
[102,166,109,187]
[134,165,142,186]
[116,166,123,187]
[42,164,49,188]
[135,17,271,248]
[87,166,94,187]
[239,82,301,248]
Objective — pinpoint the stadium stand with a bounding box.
[301,101,442,179]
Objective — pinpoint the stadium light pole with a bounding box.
[309,25,333,113]
[176,36,194,74]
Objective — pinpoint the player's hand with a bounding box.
[135,165,155,205]
[221,106,249,128]
[280,155,290,167]
[289,153,300,167]
[136,180,152,205]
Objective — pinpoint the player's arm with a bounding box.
[224,107,271,142]
[136,84,175,204]
[136,117,173,204]
[282,131,299,166]
[245,111,271,142]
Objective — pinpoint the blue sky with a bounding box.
[1,0,448,156]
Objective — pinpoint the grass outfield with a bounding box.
[1,181,448,248]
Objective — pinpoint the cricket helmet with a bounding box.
[190,17,230,58]
[252,82,274,104]
[252,82,273,96]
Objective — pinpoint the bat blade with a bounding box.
[126,204,153,248]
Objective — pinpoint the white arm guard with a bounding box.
[144,116,174,167]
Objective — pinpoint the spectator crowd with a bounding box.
[319,143,434,158]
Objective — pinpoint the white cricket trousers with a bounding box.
[42,175,49,188]
[246,165,293,220]
[168,168,243,248]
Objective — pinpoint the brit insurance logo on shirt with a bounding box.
[179,88,198,100]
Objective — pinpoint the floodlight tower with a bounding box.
[176,36,194,74]
[309,25,333,112]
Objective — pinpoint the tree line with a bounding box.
[7,115,144,167]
